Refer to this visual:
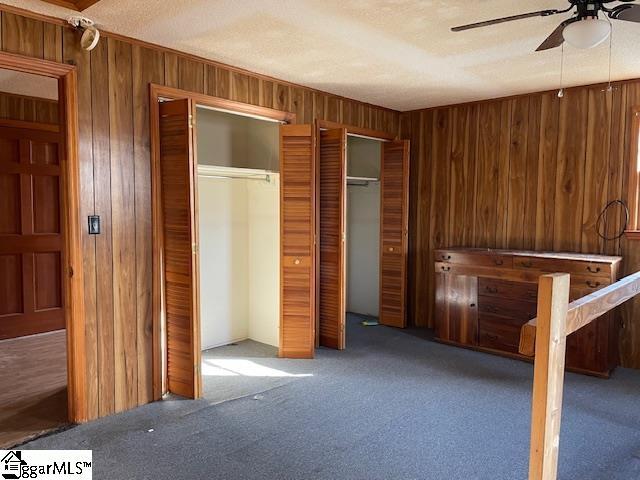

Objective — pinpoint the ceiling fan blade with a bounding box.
[609,4,640,23]
[451,9,560,32]
[535,18,578,51]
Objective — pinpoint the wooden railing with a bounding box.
[519,270,640,480]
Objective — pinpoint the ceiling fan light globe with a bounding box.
[562,18,611,49]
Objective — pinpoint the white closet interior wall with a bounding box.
[346,137,381,318]
[197,107,280,350]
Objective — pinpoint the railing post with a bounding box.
[528,273,570,480]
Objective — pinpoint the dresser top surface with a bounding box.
[437,247,622,264]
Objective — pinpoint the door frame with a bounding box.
[0,51,87,422]
[149,84,296,400]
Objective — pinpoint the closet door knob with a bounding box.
[294,258,301,265]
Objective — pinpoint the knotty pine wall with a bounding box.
[0,8,400,420]
[400,81,640,368]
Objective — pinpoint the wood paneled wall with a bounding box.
[400,81,640,368]
[0,7,400,420]
[0,91,58,124]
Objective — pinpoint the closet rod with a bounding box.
[198,173,273,182]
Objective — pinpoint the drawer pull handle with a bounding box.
[520,261,533,268]
[294,258,301,265]
[494,259,504,266]
[442,254,451,260]
[470,303,476,308]
[587,266,601,274]
[441,266,451,272]
[586,280,601,288]
[388,247,394,252]
[486,286,498,294]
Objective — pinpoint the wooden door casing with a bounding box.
[279,124,316,358]
[318,128,347,349]
[379,140,410,328]
[158,98,201,398]
[0,126,65,340]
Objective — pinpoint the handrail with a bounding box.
[525,270,640,480]
[519,270,640,357]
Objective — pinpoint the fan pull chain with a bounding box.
[558,42,565,98]
[606,16,613,93]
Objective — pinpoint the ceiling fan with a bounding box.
[451,1,640,50]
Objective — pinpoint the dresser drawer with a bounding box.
[478,278,538,301]
[478,314,526,353]
[513,256,612,279]
[435,250,512,269]
[478,295,537,321]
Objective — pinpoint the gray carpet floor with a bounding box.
[21,314,640,479]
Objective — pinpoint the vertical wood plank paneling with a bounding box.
[274,83,289,112]
[474,101,501,248]
[215,67,231,99]
[448,105,476,247]
[523,95,541,250]
[582,87,612,254]
[427,109,451,325]
[132,45,164,406]
[43,23,62,62]
[204,64,216,97]
[554,88,588,252]
[495,100,512,249]
[177,56,204,94]
[89,38,115,417]
[230,71,249,103]
[415,110,433,327]
[62,26,98,419]
[506,97,529,249]
[605,85,627,255]
[163,52,178,88]
[107,38,137,412]
[535,92,560,251]
[2,13,44,58]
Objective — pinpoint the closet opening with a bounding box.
[345,135,382,336]
[195,106,283,400]
[317,121,409,352]
[151,84,311,401]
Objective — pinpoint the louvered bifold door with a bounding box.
[279,124,316,358]
[159,98,201,398]
[319,128,347,349]
[379,140,410,328]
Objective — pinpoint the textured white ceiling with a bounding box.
[5,0,640,110]
[0,68,58,100]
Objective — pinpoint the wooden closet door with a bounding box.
[0,126,65,340]
[379,140,410,328]
[319,128,347,349]
[279,124,316,358]
[159,99,201,398]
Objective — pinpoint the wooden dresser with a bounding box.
[434,248,622,377]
